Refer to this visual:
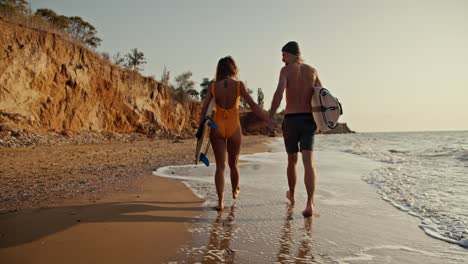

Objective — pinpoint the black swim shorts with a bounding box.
[282,113,317,153]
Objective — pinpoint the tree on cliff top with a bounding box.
[1,2,103,49]
[199,78,214,100]
[67,16,102,48]
[35,8,69,30]
[257,88,264,109]
[160,66,170,85]
[173,71,199,101]
[125,48,147,71]
[0,0,31,16]
[112,52,125,66]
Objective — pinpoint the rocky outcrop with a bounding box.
[321,122,355,134]
[239,111,271,136]
[240,110,354,135]
[0,18,200,138]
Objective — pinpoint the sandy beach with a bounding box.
[2,1,467,263]
[155,138,468,263]
[0,135,274,263]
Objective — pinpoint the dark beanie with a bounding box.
[281,41,300,56]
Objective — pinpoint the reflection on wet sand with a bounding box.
[187,205,237,263]
[276,205,314,263]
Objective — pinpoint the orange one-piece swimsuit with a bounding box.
[211,81,241,139]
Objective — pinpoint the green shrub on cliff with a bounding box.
[172,71,199,102]
[199,78,214,100]
[113,52,125,66]
[34,8,68,30]
[124,48,147,71]
[0,0,31,17]
[66,16,102,48]
[160,66,170,85]
[257,88,264,109]
[1,0,102,49]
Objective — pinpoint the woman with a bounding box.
[199,56,272,211]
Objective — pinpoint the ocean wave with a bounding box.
[456,150,468,162]
[317,132,468,248]
[343,148,407,164]
[420,147,468,160]
[388,149,409,154]
[419,223,468,248]
[362,166,468,247]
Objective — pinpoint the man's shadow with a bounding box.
[276,204,314,263]
[0,200,204,248]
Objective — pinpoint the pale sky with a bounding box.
[30,0,468,132]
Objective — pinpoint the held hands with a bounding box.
[264,109,278,132]
[253,111,277,132]
[266,116,278,131]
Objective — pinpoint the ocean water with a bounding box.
[314,131,468,247]
[155,131,468,263]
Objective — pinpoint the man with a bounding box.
[269,41,322,217]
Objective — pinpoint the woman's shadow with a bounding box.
[276,204,314,263]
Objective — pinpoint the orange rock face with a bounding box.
[0,19,200,136]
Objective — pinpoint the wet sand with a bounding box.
[0,135,274,263]
[157,140,468,263]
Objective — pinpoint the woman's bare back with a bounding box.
[213,79,239,109]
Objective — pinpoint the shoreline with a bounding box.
[158,145,468,263]
[0,135,275,263]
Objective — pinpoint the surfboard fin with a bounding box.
[199,153,210,166]
[207,121,218,129]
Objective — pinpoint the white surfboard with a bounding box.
[195,99,217,165]
[311,87,343,132]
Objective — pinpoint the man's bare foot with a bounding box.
[233,187,240,199]
[302,204,314,218]
[215,202,224,211]
[286,190,295,204]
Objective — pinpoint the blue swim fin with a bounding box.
[199,153,210,166]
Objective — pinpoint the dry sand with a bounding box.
[0,135,274,263]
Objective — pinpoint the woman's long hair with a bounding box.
[215,56,238,81]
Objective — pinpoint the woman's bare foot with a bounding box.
[302,204,314,218]
[286,190,295,204]
[232,187,240,199]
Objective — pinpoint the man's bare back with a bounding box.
[281,62,321,114]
